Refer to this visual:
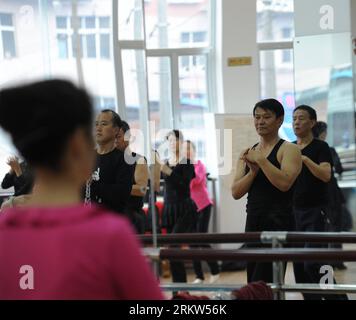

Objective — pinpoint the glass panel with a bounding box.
[56,16,67,29]
[257,0,294,42]
[144,0,210,49]
[178,54,208,160]
[85,16,96,28]
[99,17,110,28]
[147,57,173,140]
[78,0,118,118]
[72,34,82,58]
[260,49,295,141]
[193,31,206,43]
[118,0,144,40]
[2,31,16,58]
[294,33,356,180]
[57,34,68,59]
[85,34,96,58]
[121,50,148,131]
[0,13,13,26]
[100,34,110,59]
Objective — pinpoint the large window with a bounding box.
[0,0,117,193]
[144,0,210,49]
[114,0,213,159]
[0,12,16,59]
[257,0,295,141]
[0,0,214,192]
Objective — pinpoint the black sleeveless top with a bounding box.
[125,153,145,212]
[246,139,293,213]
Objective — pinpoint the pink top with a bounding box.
[190,160,213,212]
[0,204,163,300]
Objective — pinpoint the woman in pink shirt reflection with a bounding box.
[183,140,220,284]
[0,80,163,300]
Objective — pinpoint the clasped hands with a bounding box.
[240,148,265,174]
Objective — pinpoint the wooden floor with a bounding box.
[160,244,356,300]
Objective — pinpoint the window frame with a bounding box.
[112,0,216,137]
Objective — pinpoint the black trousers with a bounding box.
[191,205,220,280]
[293,206,348,300]
[169,202,196,283]
[245,207,295,283]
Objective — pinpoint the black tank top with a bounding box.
[125,153,145,212]
[247,139,293,213]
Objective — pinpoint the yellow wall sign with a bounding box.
[228,57,252,66]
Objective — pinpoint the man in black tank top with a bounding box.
[292,105,348,300]
[117,121,149,234]
[232,99,302,283]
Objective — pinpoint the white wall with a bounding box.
[216,0,259,114]
[212,0,260,243]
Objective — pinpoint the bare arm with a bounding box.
[231,149,258,199]
[131,157,149,197]
[251,143,302,192]
[302,156,331,183]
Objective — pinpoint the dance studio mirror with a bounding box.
[294,32,355,148]
[294,32,356,224]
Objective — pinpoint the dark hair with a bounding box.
[253,98,284,118]
[120,120,130,134]
[185,140,196,151]
[0,79,93,170]
[101,109,122,128]
[312,121,327,138]
[293,104,317,121]
[166,129,183,142]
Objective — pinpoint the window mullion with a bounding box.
[171,52,180,128]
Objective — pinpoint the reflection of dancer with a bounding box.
[313,121,352,270]
[183,140,220,284]
[1,156,34,196]
[292,105,348,300]
[161,130,196,284]
[232,99,302,283]
[85,110,134,213]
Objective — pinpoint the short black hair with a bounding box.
[253,98,284,118]
[293,104,317,121]
[185,140,196,151]
[166,129,183,141]
[101,109,122,128]
[312,121,327,138]
[120,120,130,134]
[0,79,93,171]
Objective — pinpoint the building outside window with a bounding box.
[257,0,295,141]
[56,16,111,59]
[0,12,16,59]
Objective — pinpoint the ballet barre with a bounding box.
[139,231,356,245]
[144,247,356,300]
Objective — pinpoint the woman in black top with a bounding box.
[161,130,196,284]
[1,157,34,196]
